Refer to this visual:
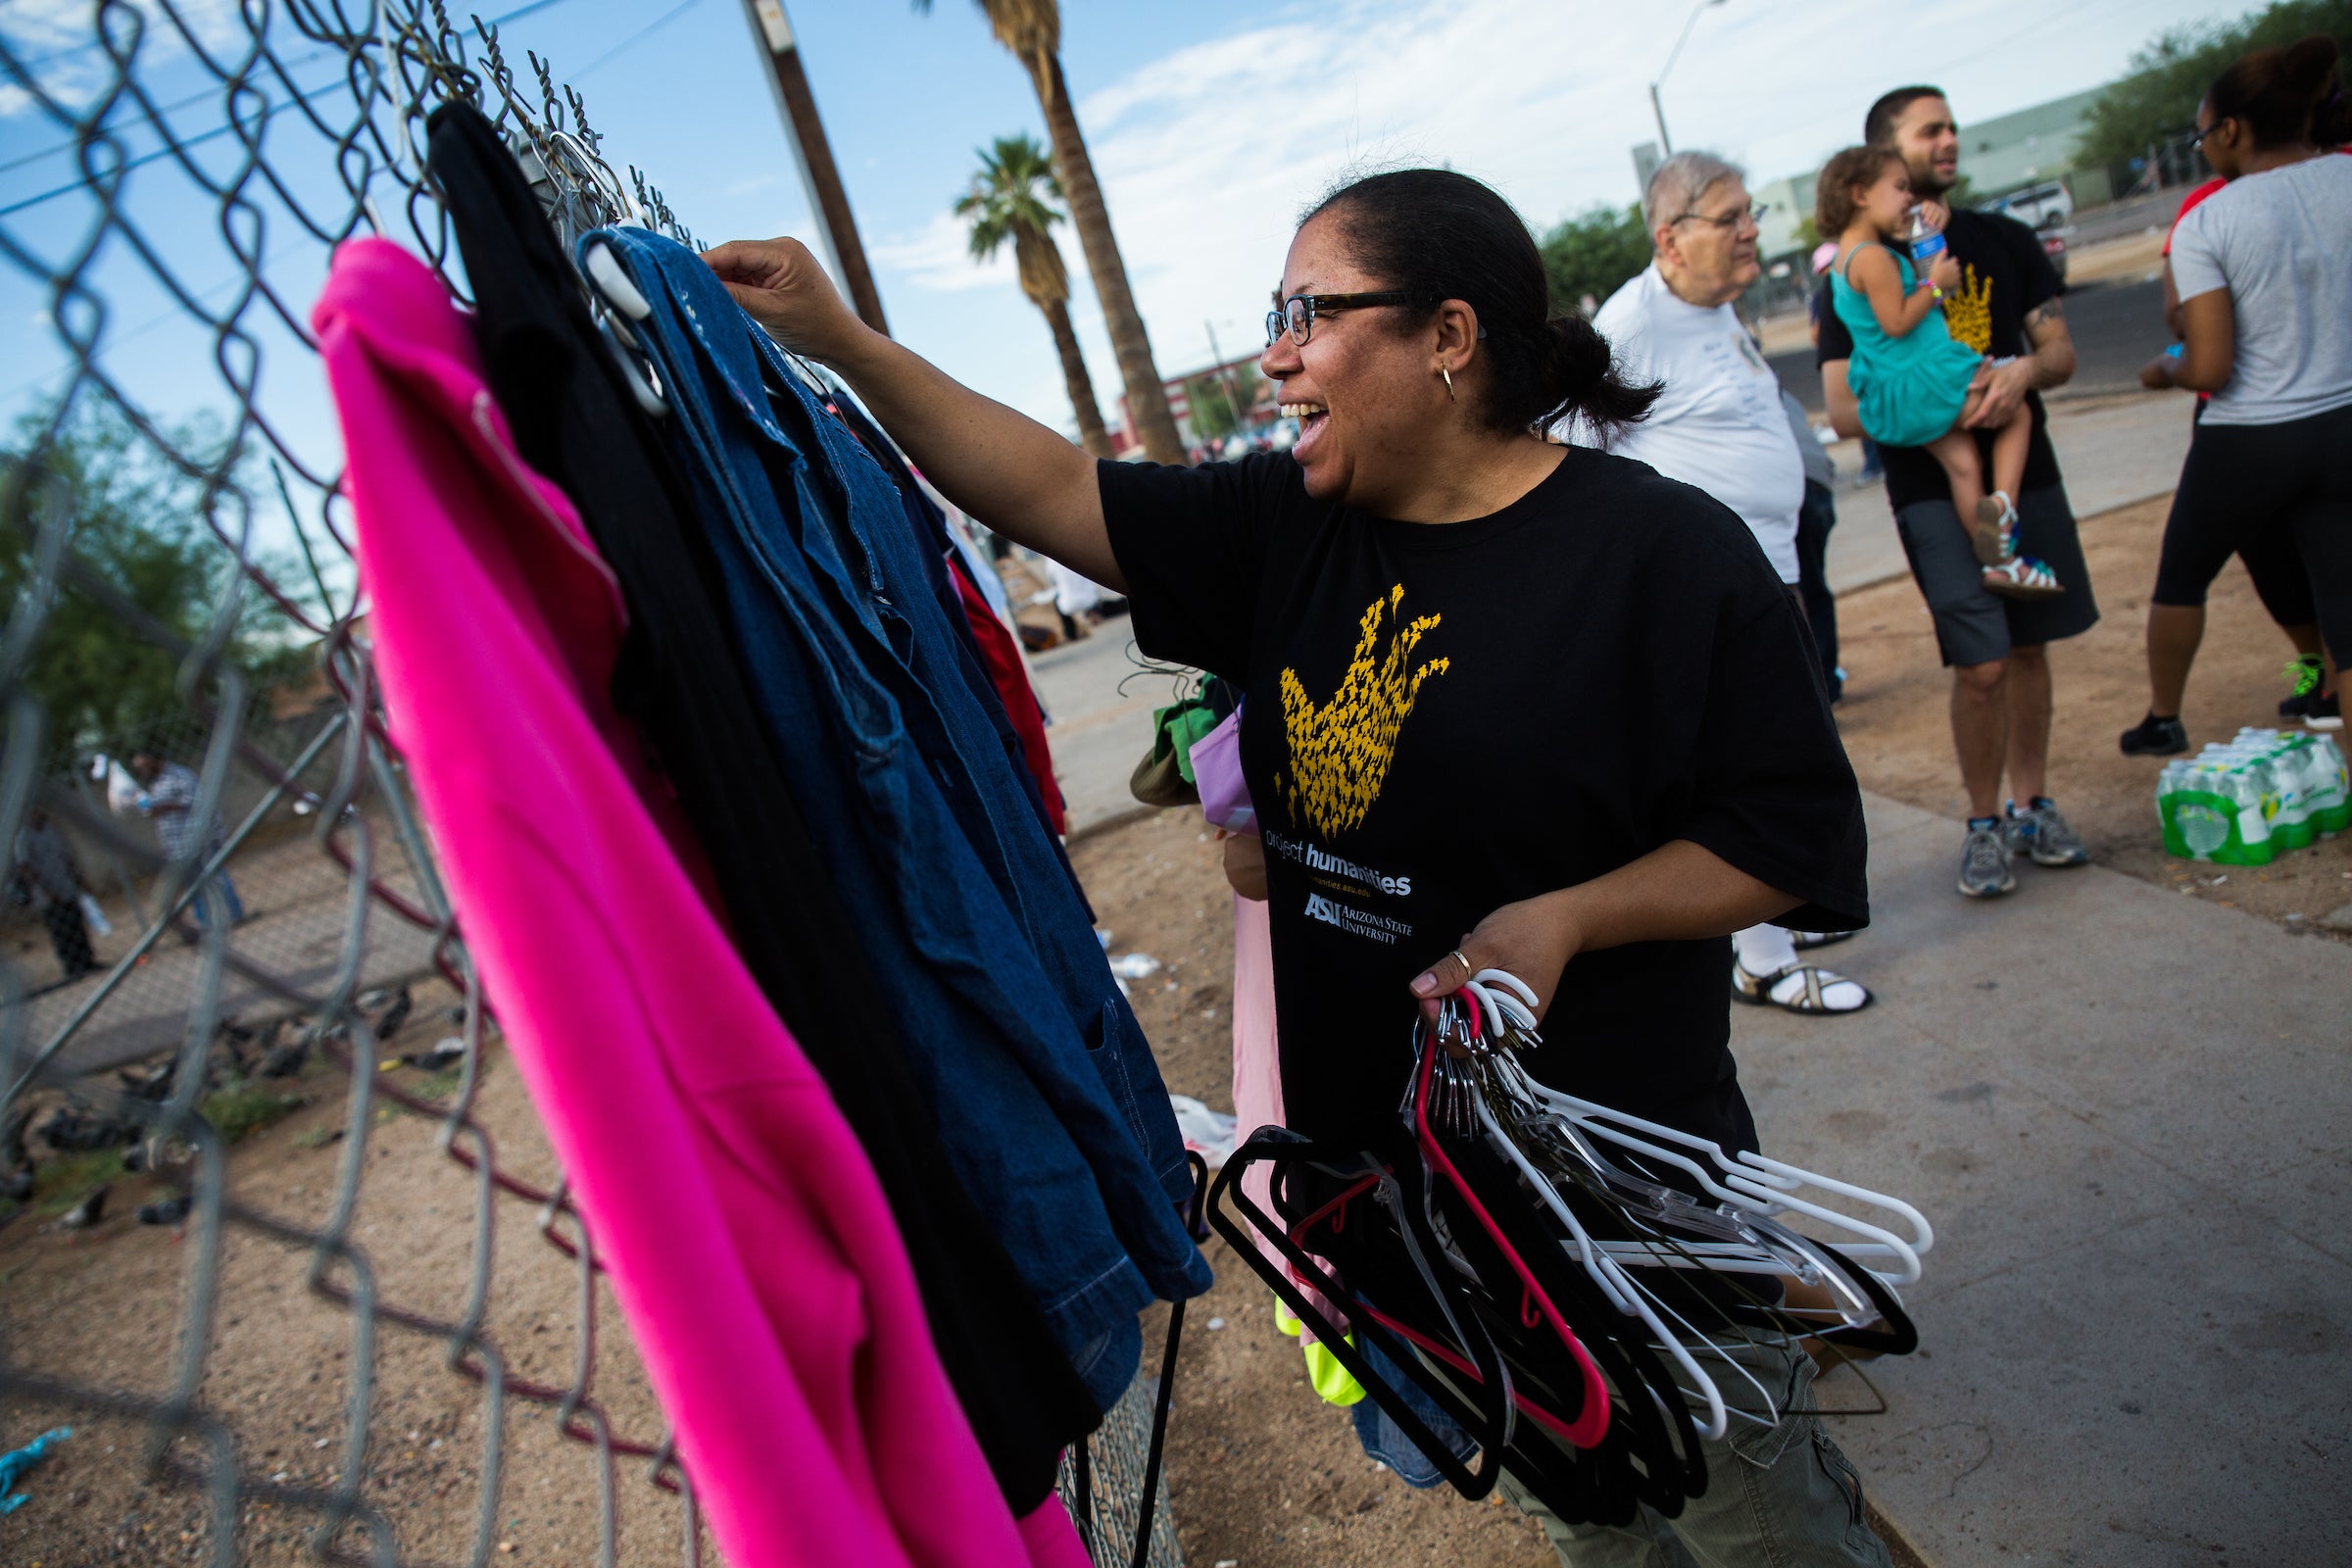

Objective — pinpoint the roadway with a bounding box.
[1771,274,2168,412]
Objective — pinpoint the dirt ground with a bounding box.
[1829,491,2352,934]
[0,974,712,1566]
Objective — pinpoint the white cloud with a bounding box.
[1004,0,2227,391]
[2,0,253,118]
[870,207,1020,294]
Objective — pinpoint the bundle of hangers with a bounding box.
[306,89,1207,1568]
[1209,967,1932,1525]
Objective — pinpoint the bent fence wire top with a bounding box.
[0,4,1175,1563]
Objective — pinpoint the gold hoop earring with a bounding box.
[1441,365,1456,403]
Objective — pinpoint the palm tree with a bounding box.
[956,135,1113,461]
[916,0,1188,464]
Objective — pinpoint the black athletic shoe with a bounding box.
[2120,713,2189,757]
[2307,688,2343,731]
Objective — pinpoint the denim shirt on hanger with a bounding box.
[590,227,1207,1402]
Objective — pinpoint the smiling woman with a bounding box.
[705,168,1882,1558]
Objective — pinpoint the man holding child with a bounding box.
[1817,86,2100,901]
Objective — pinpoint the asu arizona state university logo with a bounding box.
[1275,584,1449,836]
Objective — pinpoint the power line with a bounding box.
[0,74,353,217]
[575,0,705,80]
[0,0,585,181]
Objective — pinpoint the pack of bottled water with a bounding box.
[2155,728,2351,865]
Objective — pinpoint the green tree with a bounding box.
[956,133,1114,460]
[915,0,1188,464]
[2079,0,2352,172]
[1,403,306,760]
[1539,203,1653,317]
[1185,372,1242,444]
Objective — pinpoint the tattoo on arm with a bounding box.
[2022,296,2074,388]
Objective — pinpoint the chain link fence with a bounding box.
[2120,128,2205,199]
[0,4,1177,1562]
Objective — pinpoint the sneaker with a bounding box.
[1958,817,2016,899]
[2120,712,2189,757]
[2280,656,2327,719]
[2307,688,2343,731]
[2004,797,2091,867]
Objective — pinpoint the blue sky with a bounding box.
[2,0,2244,469]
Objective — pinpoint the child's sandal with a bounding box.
[1971,491,2020,566]
[1983,555,2065,600]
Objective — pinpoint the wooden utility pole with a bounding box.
[736,0,889,336]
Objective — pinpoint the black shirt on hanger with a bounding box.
[425,102,1098,1512]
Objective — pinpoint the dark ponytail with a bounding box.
[1540,313,1658,431]
[1304,168,1659,440]
[2210,33,2343,149]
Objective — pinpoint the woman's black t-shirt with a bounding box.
[1101,445,1869,1153]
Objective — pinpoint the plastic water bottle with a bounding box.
[2160,760,2246,862]
[1906,206,1947,272]
[2227,760,2278,865]
[2305,733,2350,834]
[2183,754,2276,865]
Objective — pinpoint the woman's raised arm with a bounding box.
[703,236,1126,590]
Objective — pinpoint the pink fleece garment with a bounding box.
[315,236,1053,1568]
[1230,892,1285,1265]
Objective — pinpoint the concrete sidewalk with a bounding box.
[1732,792,2352,1566]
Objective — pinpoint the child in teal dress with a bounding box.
[1817,145,2061,599]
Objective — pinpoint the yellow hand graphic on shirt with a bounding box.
[1277,585,1449,837]
[1943,264,1993,354]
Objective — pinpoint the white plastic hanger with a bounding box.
[579,237,666,418]
[1463,969,1933,1285]
[1428,968,1937,1432]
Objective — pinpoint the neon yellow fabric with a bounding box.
[1303,1340,1367,1406]
[1273,1298,1365,1405]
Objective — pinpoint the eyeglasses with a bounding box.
[1671,201,1771,230]
[1265,291,1421,347]
[2189,120,2228,148]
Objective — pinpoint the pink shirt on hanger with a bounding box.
[315,236,1062,1568]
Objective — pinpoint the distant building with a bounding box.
[1114,353,1273,454]
[1951,87,2111,207]
[1753,170,1821,266]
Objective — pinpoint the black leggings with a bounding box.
[2151,406,2352,650]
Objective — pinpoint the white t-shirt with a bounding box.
[2170,154,2352,426]
[1563,265,1803,583]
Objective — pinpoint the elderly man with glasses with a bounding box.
[1565,151,1873,1018]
